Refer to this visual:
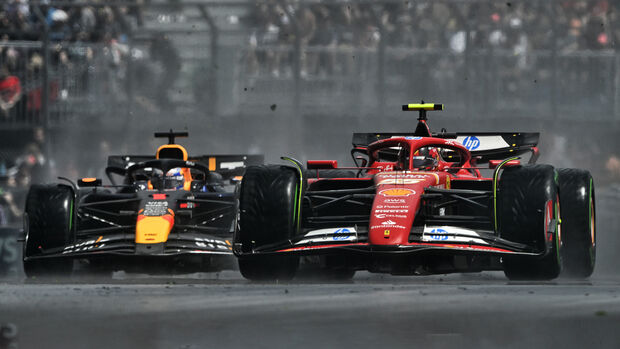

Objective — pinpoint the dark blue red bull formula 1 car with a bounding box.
[22,130,263,276]
[234,104,595,281]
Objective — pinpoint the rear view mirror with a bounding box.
[78,178,102,187]
[488,160,521,169]
[307,160,338,170]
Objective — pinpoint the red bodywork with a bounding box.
[306,136,493,251]
[235,109,548,278]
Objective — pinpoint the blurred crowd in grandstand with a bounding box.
[0,0,184,120]
[0,1,127,42]
[0,127,46,225]
[245,1,619,77]
[0,1,136,121]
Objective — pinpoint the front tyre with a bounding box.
[23,184,75,278]
[237,165,301,281]
[558,168,595,278]
[499,165,562,280]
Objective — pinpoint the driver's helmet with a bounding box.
[412,147,439,170]
[164,167,185,190]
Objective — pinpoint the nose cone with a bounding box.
[136,214,174,244]
[369,188,420,245]
[369,172,442,245]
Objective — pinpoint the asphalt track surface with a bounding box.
[1,268,620,349]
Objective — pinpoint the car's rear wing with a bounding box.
[352,132,540,163]
[107,154,264,179]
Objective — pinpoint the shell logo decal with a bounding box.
[379,188,416,197]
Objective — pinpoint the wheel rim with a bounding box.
[544,199,554,243]
[590,195,595,247]
[556,195,561,246]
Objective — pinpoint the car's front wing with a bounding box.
[234,225,542,257]
[24,232,233,260]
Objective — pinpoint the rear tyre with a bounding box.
[237,165,301,281]
[498,165,562,280]
[558,168,595,278]
[23,184,74,278]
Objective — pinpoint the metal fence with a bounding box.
[231,45,620,120]
[0,41,126,126]
[3,43,617,124]
[0,0,619,123]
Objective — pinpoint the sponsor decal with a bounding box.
[462,136,481,150]
[375,214,408,219]
[379,188,416,197]
[390,136,422,140]
[333,228,352,241]
[377,178,425,186]
[382,220,397,225]
[371,225,406,229]
[220,161,245,170]
[371,223,406,229]
[296,227,358,245]
[377,205,410,209]
[422,226,489,245]
[378,173,429,179]
[381,172,439,185]
[384,198,406,204]
[456,135,510,152]
[144,201,168,216]
[375,209,408,213]
[194,237,230,250]
[63,238,110,254]
[428,228,449,241]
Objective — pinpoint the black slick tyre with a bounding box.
[237,165,301,281]
[558,168,595,278]
[498,165,562,280]
[23,184,74,277]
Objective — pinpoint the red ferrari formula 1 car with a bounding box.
[22,130,263,276]
[234,104,595,281]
